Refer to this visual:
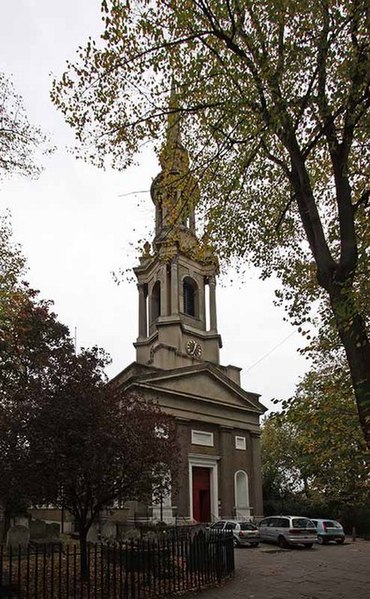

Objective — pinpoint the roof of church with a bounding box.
[111,360,266,415]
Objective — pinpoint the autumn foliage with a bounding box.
[51,0,370,447]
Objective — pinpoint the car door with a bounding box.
[269,517,283,542]
[258,517,272,541]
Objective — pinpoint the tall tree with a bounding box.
[0,401,30,543]
[0,283,72,403]
[0,73,53,182]
[29,347,177,578]
[0,214,74,539]
[261,412,314,502]
[52,0,370,446]
[0,211,26,291]
[0,221,177,574]
[262,363,370,511]
[0,211,72,401]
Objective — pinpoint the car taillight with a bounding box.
[239,531,244,537]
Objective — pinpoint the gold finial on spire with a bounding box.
[159,78,189,172]
[166,77,181,149]
[150,76,200,246]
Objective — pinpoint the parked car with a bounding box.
[311,519,345,544]
[258,515,317,548]
[210,520,260,547]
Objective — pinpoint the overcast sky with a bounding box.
[0,0,310,412]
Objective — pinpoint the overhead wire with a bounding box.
[244,329,298,373]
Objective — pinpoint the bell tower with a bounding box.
[134,82,222,370]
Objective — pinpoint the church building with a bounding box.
[113,87,266,523]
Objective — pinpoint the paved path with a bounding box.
[201,539,370,599]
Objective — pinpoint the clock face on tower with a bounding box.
[186,339,202,359]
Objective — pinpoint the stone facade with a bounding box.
[113,82,266,523]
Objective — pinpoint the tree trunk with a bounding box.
[1,509,11,545]
[79,528,89,581]
[288,146,370,449]
[328,281,370,449]
[302,477,311,500]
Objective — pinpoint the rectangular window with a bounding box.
[235,436,246,450]
[191,430,214,447]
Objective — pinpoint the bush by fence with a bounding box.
[0,529,234,598]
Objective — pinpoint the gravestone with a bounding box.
[100,521,117,541]
[30,519,60,541]
[87,524,100,543]
[29,519,47,539]
[14,515,28,527]
[45,523,60,541]
[29,519,61,552]
[6,525,30,550]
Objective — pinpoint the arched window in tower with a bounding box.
[151,281,161,322]
[234,470,249,511]
[183,277,198,317]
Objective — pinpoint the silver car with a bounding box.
[258,515,317,548]
[210,520,260,547]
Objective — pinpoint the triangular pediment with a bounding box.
[128,364,265,414]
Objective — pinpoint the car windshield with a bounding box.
[239,523,258,531]
[292,518,315,528]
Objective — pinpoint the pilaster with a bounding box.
[219,426,233,518]
[251,434,264,518]
[209,276,217,332]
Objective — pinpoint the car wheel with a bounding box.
[336,538,345,545]
[317,535,326,545]
[304,543,313,549]
[278,535,288,549]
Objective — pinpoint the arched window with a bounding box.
[151,281,161,322]
[234,470,249,509]
[183,277,198,317]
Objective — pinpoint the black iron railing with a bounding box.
[0,530,234,598]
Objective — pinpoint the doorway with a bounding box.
[192,467,211,522]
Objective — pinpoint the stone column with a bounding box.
[251,434,264,518]
[160,264,168,316]
[209,275,218,332]
[138,284,147,338]
[199,276,205,326]
[171,259,179,316]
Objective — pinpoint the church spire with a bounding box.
[151,79,199,242]
[158,78,189,173]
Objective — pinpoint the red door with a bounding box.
[192,467,211,522]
